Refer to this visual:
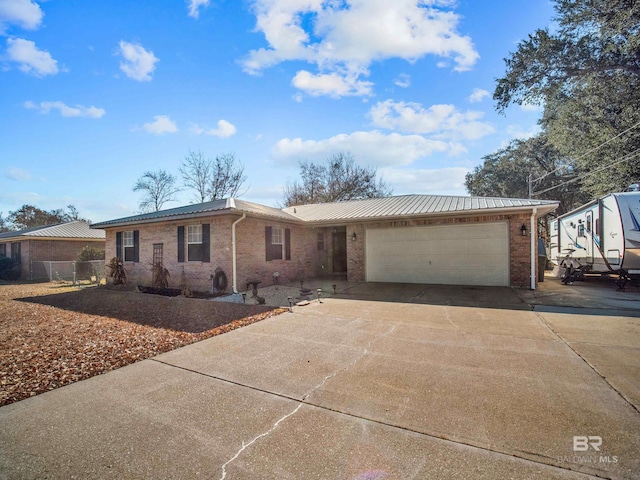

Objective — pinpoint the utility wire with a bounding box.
[533,147,640,196]
[532,119,640,183]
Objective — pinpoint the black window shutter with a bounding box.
[285,228,291,260]
[202,224,210,263]
[265,226,273,261]
[177,226,185,263]
[133,230,140,263]
[116,232,122,260]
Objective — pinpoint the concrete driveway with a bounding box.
[1,282,639,479]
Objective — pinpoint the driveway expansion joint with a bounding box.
[533,311,640,416]
[150,351,606,479]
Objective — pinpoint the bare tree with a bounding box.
[210,153,247,199]
[180,150,247,202]
[180,150,211,203]
[133,170,180,212]
[282,152,392,207]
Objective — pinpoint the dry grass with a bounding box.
[0,282,285,406]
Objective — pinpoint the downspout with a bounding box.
[231,213,246,293]
[530,207,537,290]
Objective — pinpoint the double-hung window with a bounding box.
[123,231,135,262]
[265,226,291,261]
[0,244,6,258]
[187,225,204,261]
[116,230,139,262]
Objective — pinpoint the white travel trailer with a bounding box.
[549,192,640,285]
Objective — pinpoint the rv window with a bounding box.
[586,217,591,233]
[595,218,600,235]
[577,224,585,237]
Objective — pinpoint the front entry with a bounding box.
[332,228,347,274]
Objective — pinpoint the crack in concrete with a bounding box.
[216,322,396,479]
[219,403,303,480]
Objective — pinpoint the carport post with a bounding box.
[530,207,537,290]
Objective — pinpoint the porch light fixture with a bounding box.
[520,224,528,236]
[351,232,357,242]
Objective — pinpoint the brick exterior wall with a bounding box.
[103,215,326,293]
[102,211,539,291]
[0,239,104,280]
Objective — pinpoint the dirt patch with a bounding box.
[0,282,285,407]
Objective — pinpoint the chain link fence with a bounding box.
[29,260,105,284]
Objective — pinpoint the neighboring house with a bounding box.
[91,195,558,291]
[0,221,106,280]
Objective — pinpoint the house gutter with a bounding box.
[530,207,537,290]
[231,212,246,293]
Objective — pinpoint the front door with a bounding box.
[332,230,347,273]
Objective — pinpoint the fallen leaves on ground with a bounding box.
[0,282,285,406]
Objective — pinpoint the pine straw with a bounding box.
[0,282,285,406]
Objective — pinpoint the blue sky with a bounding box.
[0,0,554,223]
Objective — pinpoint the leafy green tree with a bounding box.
[133,169,180,212]
[494,0,640,197]
[0,213,9,233]
[282,152,392,207]
[465,135,589,214]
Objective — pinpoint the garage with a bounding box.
[365,222,510,286]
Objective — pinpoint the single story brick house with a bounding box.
[0,221,106,280]
[91,195,558,291]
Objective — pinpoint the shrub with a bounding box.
[0,258,21,281]
[78,245,105,261]
[107,257,126,285]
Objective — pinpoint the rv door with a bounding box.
[585,212,594,264]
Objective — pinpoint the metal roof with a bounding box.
[91,198,300,228]
[283,194,559,223]
[0,221,105,240]
[90,194,559,229]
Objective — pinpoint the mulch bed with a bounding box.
[0,282,285,407]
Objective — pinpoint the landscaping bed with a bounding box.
[0,282,285,407]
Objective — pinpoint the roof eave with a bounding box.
[91,207,303,229]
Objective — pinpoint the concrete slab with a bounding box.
[2,282,640,479]
[540,310,640,411]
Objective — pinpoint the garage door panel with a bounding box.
[365,223,509,287]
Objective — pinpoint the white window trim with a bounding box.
[187,224,203,245]
[123,231,134,247]
[272,226,283,245]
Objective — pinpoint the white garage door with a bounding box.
[365,222,509,286]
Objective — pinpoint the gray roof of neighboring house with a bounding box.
[91,194,559,229]
[90,198,300,228]
[283,194,559,223]
[0,221,105,240]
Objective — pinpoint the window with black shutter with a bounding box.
[265,226,291,261]
[121,230,139,262]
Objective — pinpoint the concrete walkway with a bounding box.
[1,283,639,479]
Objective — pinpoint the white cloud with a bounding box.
[4,166,32,181]
[143,115,178,135]
[187,0,210,19]
[0,0,43,32]
[380,166,469,195]
[292,70,373,97]
[24,100,105,118]
[243,0,479,96]
[191,119,237,138]
[118,40,158,81]
[369,100,495,140]
[468,88,489,103]
[394,73,411,88]
[272,130,462,168]
[6,38,58,76]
